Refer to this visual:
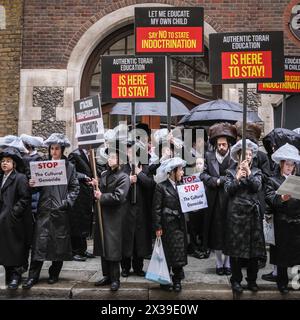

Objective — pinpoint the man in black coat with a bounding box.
[120,141,154,277]
[94,146,130,291]
[22,133,80,289]
[68,147,97,261]
[0,147,31,289]
[200,123,237,276]
[20,134,44,274]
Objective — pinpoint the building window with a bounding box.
[0,6,6,30]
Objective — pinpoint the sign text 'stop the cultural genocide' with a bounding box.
[135,7,204,55]
[257,56,300,95]
[101,56,166,102]
[209,31,284,84]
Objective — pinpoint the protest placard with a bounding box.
[101,56,166,102]
[73,94,105,148]
[276,175,300,200]
[182,174,201,184]
[257,56,300,94]
[177,181,208,213]
[30,160,67,187]
[135,7,204,56]
[209,31,284,84]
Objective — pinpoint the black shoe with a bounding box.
[223,267,232,276]
[94,277,111,286]
[110,281,120,291]
[231,281,243,294]
[84,251,95,259]
[160,284,173,292]
[73,254,87,262]
[261,272,277,282]
[121,269,130,277]
[22,278,38,289]
[191,250,205,259]
[258,257,267,269]
[47,276,59,284]
[7,278,20,290]
[173,282,182,292]
[216,267,224,276]
[134,270,145,277]
[278,285,289,294]
[247,281,259,292]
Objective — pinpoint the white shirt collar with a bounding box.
[215,149,229,164]
[1,170,13,188]
[168,178,177,189]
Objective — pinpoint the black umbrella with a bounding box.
[178,99,262,127]
[263,128,300,155]
[110,97,189,116]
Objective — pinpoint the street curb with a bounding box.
[1,282,300,300]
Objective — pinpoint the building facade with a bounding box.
[0,0,300,146]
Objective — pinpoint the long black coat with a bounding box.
[22,152,44,247]
[152,180,188,268]
[0,171,31,266]
[265,174,300,267]
[68,149,94,237]
[93,167,130,261]
[224,166,266,259]
[121,164,154,258]
[252,150,271,218]
[32,160,80,261]
[200,151,234,251]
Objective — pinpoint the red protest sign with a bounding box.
[135,7,204,56]
[221,51,272,80]
[257,56,300,95]
[101,56,166,103]
[111,72,155,99]
[209,32,284,84]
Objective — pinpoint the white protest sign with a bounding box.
[182,174,201,184]
[74,94,105,148]
[276,175,300,200]
[177,181,208,213]
[30,160,67,187]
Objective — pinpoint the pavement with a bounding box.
[1,245,300,300]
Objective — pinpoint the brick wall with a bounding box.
[22,0,300,69]
[0,0,23,135]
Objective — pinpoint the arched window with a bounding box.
[0,6,6,30]
[81,24,220,128]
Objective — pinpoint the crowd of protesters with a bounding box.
[0,121,300,295]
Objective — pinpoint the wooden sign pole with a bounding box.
[88,147,105,257]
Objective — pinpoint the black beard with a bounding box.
[217,149,228,156]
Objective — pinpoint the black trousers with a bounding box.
[277,266,289,288]
[121,256,144,272]
[187,212,204,252]
[101,257,120,282]
[230,257,258,283]
[4,266,22,284]
[170,266,184,284]
[71,235,87,256]
[28,260,63,280]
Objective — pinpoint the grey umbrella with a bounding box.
[110,97,189,116]
[178,99,262,126]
